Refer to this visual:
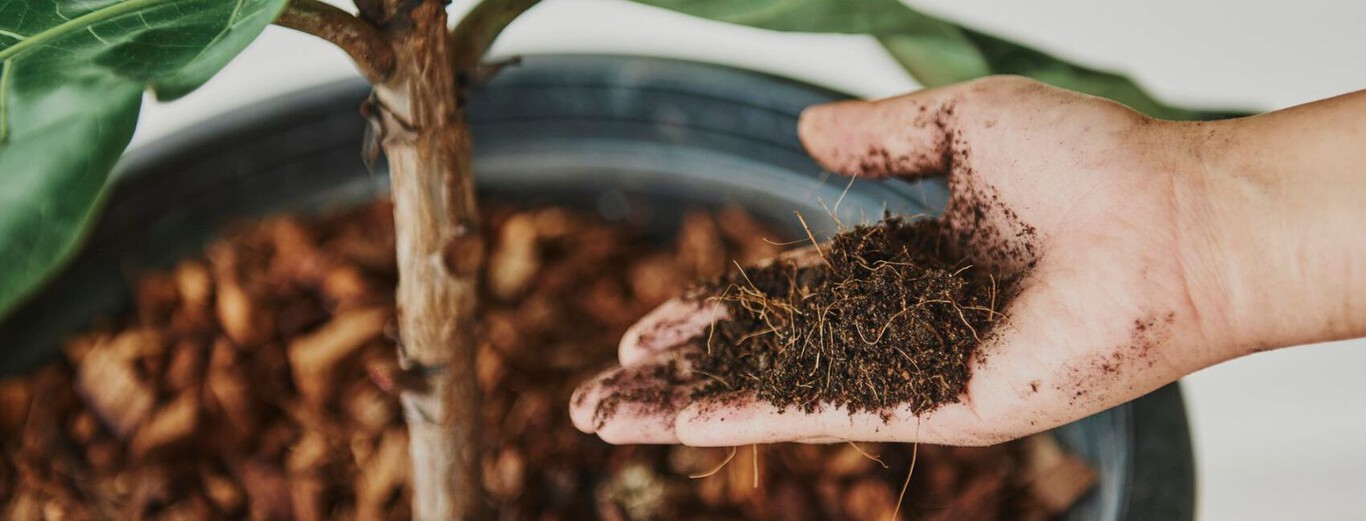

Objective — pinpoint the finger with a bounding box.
[618,247,826,367]
[673,393,826,445]
[619,298,724,367]
[674,392,1014,447]
[568,366,615,434]
[796,436,846,444]
[798,86,960,179]
[569,348,701,444]
[768,244,825,267]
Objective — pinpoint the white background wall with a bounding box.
[131,1,1366,519]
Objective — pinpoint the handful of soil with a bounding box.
[691,217,1001,416]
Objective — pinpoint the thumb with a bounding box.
[798,87,959,179]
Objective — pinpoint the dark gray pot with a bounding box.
[0,55,1193,521]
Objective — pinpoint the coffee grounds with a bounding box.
[690,217,1000,416]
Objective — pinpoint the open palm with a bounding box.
[571,76,1234,446]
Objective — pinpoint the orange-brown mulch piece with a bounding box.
[0,200,1094,520]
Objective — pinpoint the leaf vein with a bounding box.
[166,0,247,80]
[0,0,173,62]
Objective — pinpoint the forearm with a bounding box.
[1190,89,1366,355]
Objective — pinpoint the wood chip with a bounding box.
[163,339,205,392]
[842,478,898,521]
[68,410,100,445]
[483,445,526,500]
[355,428,409,520]
[716,205,784,264]
[174,261,214,310]
[824,443,879,478]
[488,213,541,301]
[3,488,44,520]
[322,265,374,309]
[1021,434,1098,513]
[85,439,121,473]
[62,333,103,367]
[125,467,173,520]
[136,272,180,327]
[287,431,331,474]
[171,261,216,333]
[129,392,199,460]
[288,308,389,407]
[237,461,293,521]
[676,213,726,278]
[205,340,256,444]
[628,253,683,307]
[75,332,159,439]
[341,381,394,435]
[211,246,274,346]
[291,476,328,521]
[200,466,244,515]
[216,277,269,346]
[151,493,211,521]
[0,378,32,434]
[475,342,506,395]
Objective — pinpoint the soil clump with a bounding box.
[691,217,1000,417]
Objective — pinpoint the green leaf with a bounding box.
[0,0,288,318]
[632,0,1239,120]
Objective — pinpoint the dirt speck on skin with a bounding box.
[857,101,1041,290]
[591,357,688,430]
[942,135,1040,280]
[1127,311,1176,367]
[1062,311,1177,406]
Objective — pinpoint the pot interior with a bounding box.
[0,55,1192,521]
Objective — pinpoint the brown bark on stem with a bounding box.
[275,0,394,83]
[278,1,538,519]
[368,2,483,519]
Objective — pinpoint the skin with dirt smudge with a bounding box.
[572,76,1366,447]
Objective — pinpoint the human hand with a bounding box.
[569,76,1347,446]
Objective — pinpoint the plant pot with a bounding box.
[0,55,1193,520]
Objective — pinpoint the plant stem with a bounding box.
[449,0,542,70]
[275,0,394,83]
[367,1,482,519]
[365,0,536,519]
[278,0,537,517]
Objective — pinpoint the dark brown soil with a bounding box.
[0,201,1088,520]
[691,217,999,417]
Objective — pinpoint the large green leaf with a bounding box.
[0,0,287,318]
[631,0,1238,120]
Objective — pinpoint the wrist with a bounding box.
[1175,113,1366,359]
[1164,119,1258,362]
